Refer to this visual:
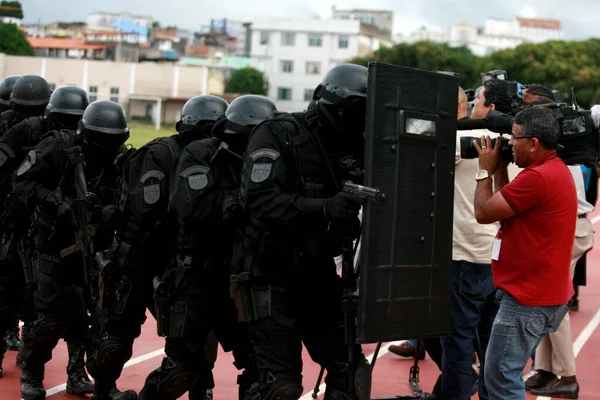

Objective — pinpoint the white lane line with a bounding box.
[45,348,165,397]
[298,341,405,400]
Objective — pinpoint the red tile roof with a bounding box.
[516,17,561,30]
[27,37,113,50]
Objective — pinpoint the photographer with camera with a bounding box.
[441,81,518,400]
[473,106,577,400]
[515,83,593,399]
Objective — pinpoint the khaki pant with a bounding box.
[535,217,594,376]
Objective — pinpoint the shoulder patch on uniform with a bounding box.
[188,174,208,190]
[249,149,280,161]
[180,165,210,178]
[16,151,36,176]
[140,170,165,183]
[143,184,161,204]
[250,163,272,183]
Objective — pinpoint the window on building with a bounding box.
[277,87,292,101]
[260,31,270,45]
[306,61,321,75]
[308,34,323,47]
[304,88,314,101]
[281,60,294,73]
[48,83,56,91]
[281,32,296,46]
[89,86,98,102]
[338,35,349,49]
[110,87,119,103]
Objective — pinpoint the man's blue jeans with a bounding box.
[441,260,496,400]
[484,289,569,400]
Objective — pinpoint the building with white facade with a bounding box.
[1,16,20,26]
[331,7,393,38]
[249,17,390,112]
[397,16,564,56]
[86,11,152,43]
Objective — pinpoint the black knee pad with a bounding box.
[157,357,202,400]
[87,336,133,380]
[260,373,303,400]
[324,358,372,400]
[34,316,66,347]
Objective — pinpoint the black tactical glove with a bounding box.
[484,110,514,134]
[324,192,363,221]
[223,194,241,226]
[44,189,72,218]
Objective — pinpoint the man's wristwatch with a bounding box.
[475,170,491,181]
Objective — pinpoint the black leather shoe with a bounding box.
[529,378,579,399]
[525,370,557,390]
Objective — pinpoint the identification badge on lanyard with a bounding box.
[491,238,502,261]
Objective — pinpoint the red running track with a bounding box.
[1,215,600,399]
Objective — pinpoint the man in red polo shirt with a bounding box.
[472,106,577,400]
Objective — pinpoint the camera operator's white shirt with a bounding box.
[453,129,520,263]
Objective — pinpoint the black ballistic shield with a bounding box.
[357,62,457,343]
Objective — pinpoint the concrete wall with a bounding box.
[0,54,227,123]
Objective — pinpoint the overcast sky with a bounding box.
[18,0,600,40]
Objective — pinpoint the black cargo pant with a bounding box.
[139,259,253,400]
[247,255,368,400]
[87,246,155,395]
[20,249,91,376]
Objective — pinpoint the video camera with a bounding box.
[481,69,524,115]
[458,88,600,165]
[460,136,513,163]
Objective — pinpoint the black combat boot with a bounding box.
[92,381,138,400]
[5,321,23,350]
[21,367,46,400]
[66,344,95,395]
[16,322,33,368]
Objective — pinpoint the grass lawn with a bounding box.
[127,121,174,149]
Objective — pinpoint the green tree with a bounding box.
[0,21,34,56]
[349,41,481,89]
[225,67,269,95]
[0,1,23,19]
[349,39,600,108]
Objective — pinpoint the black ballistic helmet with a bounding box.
[78,100,130,148]
[46,85,89,116]
[313,63,368,107]
[223,95,278,134]
[10,75,51,106]
[312,64,368,135]
[0,75,21,106]
[179,95,229,127]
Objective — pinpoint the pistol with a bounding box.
[342,181,386,202]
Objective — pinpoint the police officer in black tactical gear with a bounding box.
[138,94,276,400]
[0,75,50,137]
[0,85,94,389]
[0,74,23,356]
[12,100,131,400]
[89,95,229,400]
[231,64,372,400]
[0,75,20,113]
